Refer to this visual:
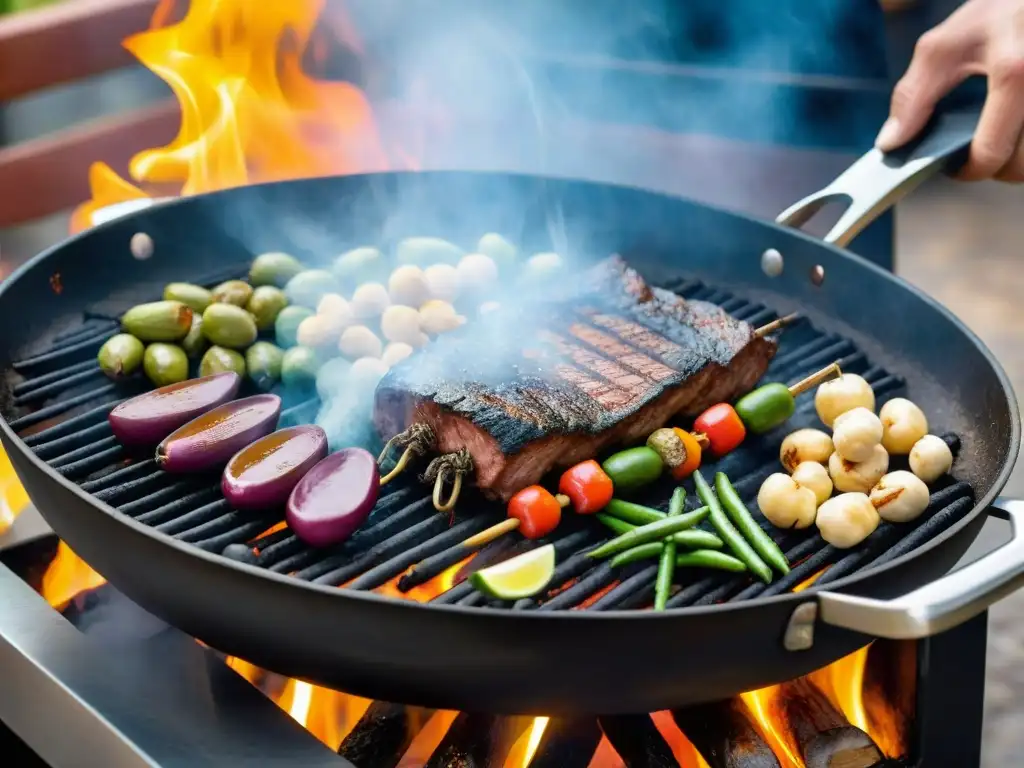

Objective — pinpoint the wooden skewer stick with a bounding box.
[461,494,570,548]
[789,361,842,397]
[755,312,801,338]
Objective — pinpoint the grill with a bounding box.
[3,268,975,614]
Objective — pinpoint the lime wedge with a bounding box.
[470,544,556,600]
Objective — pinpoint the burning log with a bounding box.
[424,713,526,768]
[336,701,424,768]
[597,714,679,767]
[529,718,603,768]
[779,679,884,768]
[671,700,781,768]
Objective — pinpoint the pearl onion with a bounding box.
[832,407,883,462]
[909,435,954,484]
[338,325,382,359]
[816,493,880,548]
[525,252,564,278]
[814,373,875,428]
[792,461,833,505]
[879,398,929,454]
[423,264,460,302]
[388,265,429,308]
[477,233,517,268]
[456,253,499,294]
[296,314,342,348]
[382,342,414,367]
[870,470,931,523]
[419,300,464,335]
[317,293,353,326]
[757,473,818,530]
[829,444,889,494]
[349,356,390,391]
[350,282,390,319]
[780,428,834,472]
[381,305,423,345]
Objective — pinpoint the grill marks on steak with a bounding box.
[373,256,777,500]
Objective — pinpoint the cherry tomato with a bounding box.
[693,403,746,456]
[558,459,614,514]
[671,427,703,479]
[508,485,563,539]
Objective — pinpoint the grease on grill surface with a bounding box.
[5,272,974,613]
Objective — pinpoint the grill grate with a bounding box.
[4,275,974,611]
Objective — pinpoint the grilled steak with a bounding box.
[373,256,776,500]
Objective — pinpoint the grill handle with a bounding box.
[813,498,1024,640]
[775,103,981,248]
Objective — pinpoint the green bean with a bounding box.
[596,511,716,548]
[715,471,790,575]
[604,499,666,526]
[655,487,685,610]
[693,469,773,584]
[610,533,725,569]
[587,506,709,560]
[674,550,748,573]
[595,514,637,537]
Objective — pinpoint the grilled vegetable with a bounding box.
[246,286,288,330]
[199,346,246,378]
[601,447,664,493]
[693,403,746,456]
[832,407,883,462]
[381,305,423,344]
[870,470,930,523]
[829,444,889,494]
[274,305,315,348]
[221,425,328,510]
[281,346,321,387]
[419,300,462,335]
[423,264,460,302]
[382,342,413,367]
[604,499,665,526]
[456,253,499,295]
[245,342,284,390]
[201,303,258,349]
[586,507,712,559]
[507,485,563,539]
[694,470,772,583]
[296,314,343,350]
[211,279,254,307]
[477,232,517,271]
[143,343,189,386]
[97,333,144,379]
[736,363,842,435]
[286,447,380,547]
[655,487,685,610]
[250,251,304,287]
[122,301,193,342]
[396,236,463,266]
[816,492,880,548]
[792,461,833,505]
[333,247,384,286]
[596,513,643,537]
[609,532,726,568]
[879,398,929,454]
[339,325,383,359]
[595,509,713,545]
[714,472,789,575]
[646,429,687,477]
[388,265,429,308]
[181,315,208,358]
[156,394,281,473]
[108,371,241,445]
[815,373,875,428]
[671,428,703,479]
[163,282,212,313]
[470,543,555,600]
[350,282,390,319]
[780,428,833,472]
[558,460,614,514]
[611,547,745,572]
[909,435,953,483]
[284,270,342,308]
[756,473,818,530]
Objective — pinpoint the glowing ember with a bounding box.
[72,0,396,232]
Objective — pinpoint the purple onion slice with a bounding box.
[221,425,328,511]
[156,394,281,473]
[286,448,380,547]
[108,372,241,446]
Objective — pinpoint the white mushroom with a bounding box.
[879,398,929,454]
[756,473,818,530]
[814,373,875,428]
[380,305,423,345]
[349,356,390,391]
[382,342,414,367]
[524,251,564,279]
[832,407,883,462]
[829,444,889,494]
[792,461,833,505]
[780,428,834,472]
[909,435,954,484]
[350,282,390,319]
[338,325,383,359]
[419,300,464,335]
[423,264,461,302]
[388,265,429,308]
[296,314,342,348]
[816,493,880,548]
[456,253,499,294]
[870,470,931,523]
[317,293,352,322]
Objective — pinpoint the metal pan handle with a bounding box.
[805,498,1024,642]
[776,104,981,248]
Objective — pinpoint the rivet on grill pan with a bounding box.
[810,264,826,286]
[784,602,818,651]
[130,232,154,260]
[760,248,784,277]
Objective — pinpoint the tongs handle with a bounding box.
[776,104,982,248]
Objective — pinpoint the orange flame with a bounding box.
[0,444,30,536]
[503,716,549,768]
[40,542,107,610]
[739,686,805,768]
[72,0,395,232]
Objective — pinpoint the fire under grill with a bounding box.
[3,266,974,615]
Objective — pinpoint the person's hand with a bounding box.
[875,0,1024,181]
